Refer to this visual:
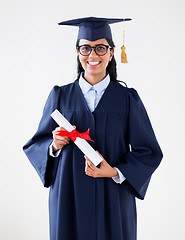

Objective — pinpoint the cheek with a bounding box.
[103,56,111,67]
[79,56,87,67]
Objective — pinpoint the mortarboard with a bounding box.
[58,17,132,63]
[58,17,131,41]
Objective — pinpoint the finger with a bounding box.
[85,169,91,176]
[61,139,70,145]
[84,155,90,161]
[54,136,70,144]
[85,156,93,165]
[52,127,67,134]
[84,155,90,165]
[61,139,69,144]
[54,138,70,149]
[54,138,70,147]
[85,158,88,170]
[60,127,67,131]
[54,134,70,141]
[53,127,65,132]
[85,158,92,170]
[53,130,70,141]
[85,166,99,178]
[85,166,94,177]
[57,136,69,142]
[87,160,97,171]
[86,171,94,177]
[85,157,91,171]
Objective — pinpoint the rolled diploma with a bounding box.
[51,109,103,166]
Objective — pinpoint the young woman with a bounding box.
[23,17,163,240]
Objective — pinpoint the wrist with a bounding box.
[111,167,118,177]
[52,143,59,152]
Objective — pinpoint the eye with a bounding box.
[96,45,106,52]
[80,45,91,52]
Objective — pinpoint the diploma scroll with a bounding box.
[51,109,103,166]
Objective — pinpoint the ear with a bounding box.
[77,48,80,56]
[109,48,114,61]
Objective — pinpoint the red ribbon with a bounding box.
[55,128,94,142]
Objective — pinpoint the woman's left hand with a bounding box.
[84,151,118,178]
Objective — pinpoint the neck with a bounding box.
[84,72,107,86]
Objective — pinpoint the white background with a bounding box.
[1,0,185,239]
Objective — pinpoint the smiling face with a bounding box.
[77,38,114,84]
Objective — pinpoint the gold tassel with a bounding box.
[121,44,128,63]
[121,30,128,63]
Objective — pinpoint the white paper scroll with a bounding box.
[51,109,103,166]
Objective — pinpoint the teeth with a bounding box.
[88,61,100,66]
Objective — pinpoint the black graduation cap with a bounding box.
[58,17,132,41]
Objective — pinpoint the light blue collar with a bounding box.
[79,73,110,94]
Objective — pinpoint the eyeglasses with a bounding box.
[77,44,112,56]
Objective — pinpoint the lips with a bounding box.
[87,61,101,66]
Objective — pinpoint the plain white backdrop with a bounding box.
[1,0,185,239]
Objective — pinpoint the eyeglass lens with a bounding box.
[79,45,109,56]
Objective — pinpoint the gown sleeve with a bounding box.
[23,86,61,187]
[115,88,163,200]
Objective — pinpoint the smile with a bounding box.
[87,61,101,66]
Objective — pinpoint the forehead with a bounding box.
[79,38,108,46]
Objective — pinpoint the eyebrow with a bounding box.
[79,44,108,47]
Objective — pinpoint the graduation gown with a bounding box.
[23,80,163,240]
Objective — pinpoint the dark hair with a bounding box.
[76,38,127,86]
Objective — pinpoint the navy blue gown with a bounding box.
[23,80,163,240]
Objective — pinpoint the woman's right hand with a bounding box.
[52,127,70,152]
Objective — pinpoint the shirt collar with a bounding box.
[79,73,110,94]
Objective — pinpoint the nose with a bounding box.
[89,48,97,57]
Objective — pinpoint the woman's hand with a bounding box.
[84,151,118,178]
[52,127,70,152]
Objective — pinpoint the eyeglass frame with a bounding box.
[77,44,113,56]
